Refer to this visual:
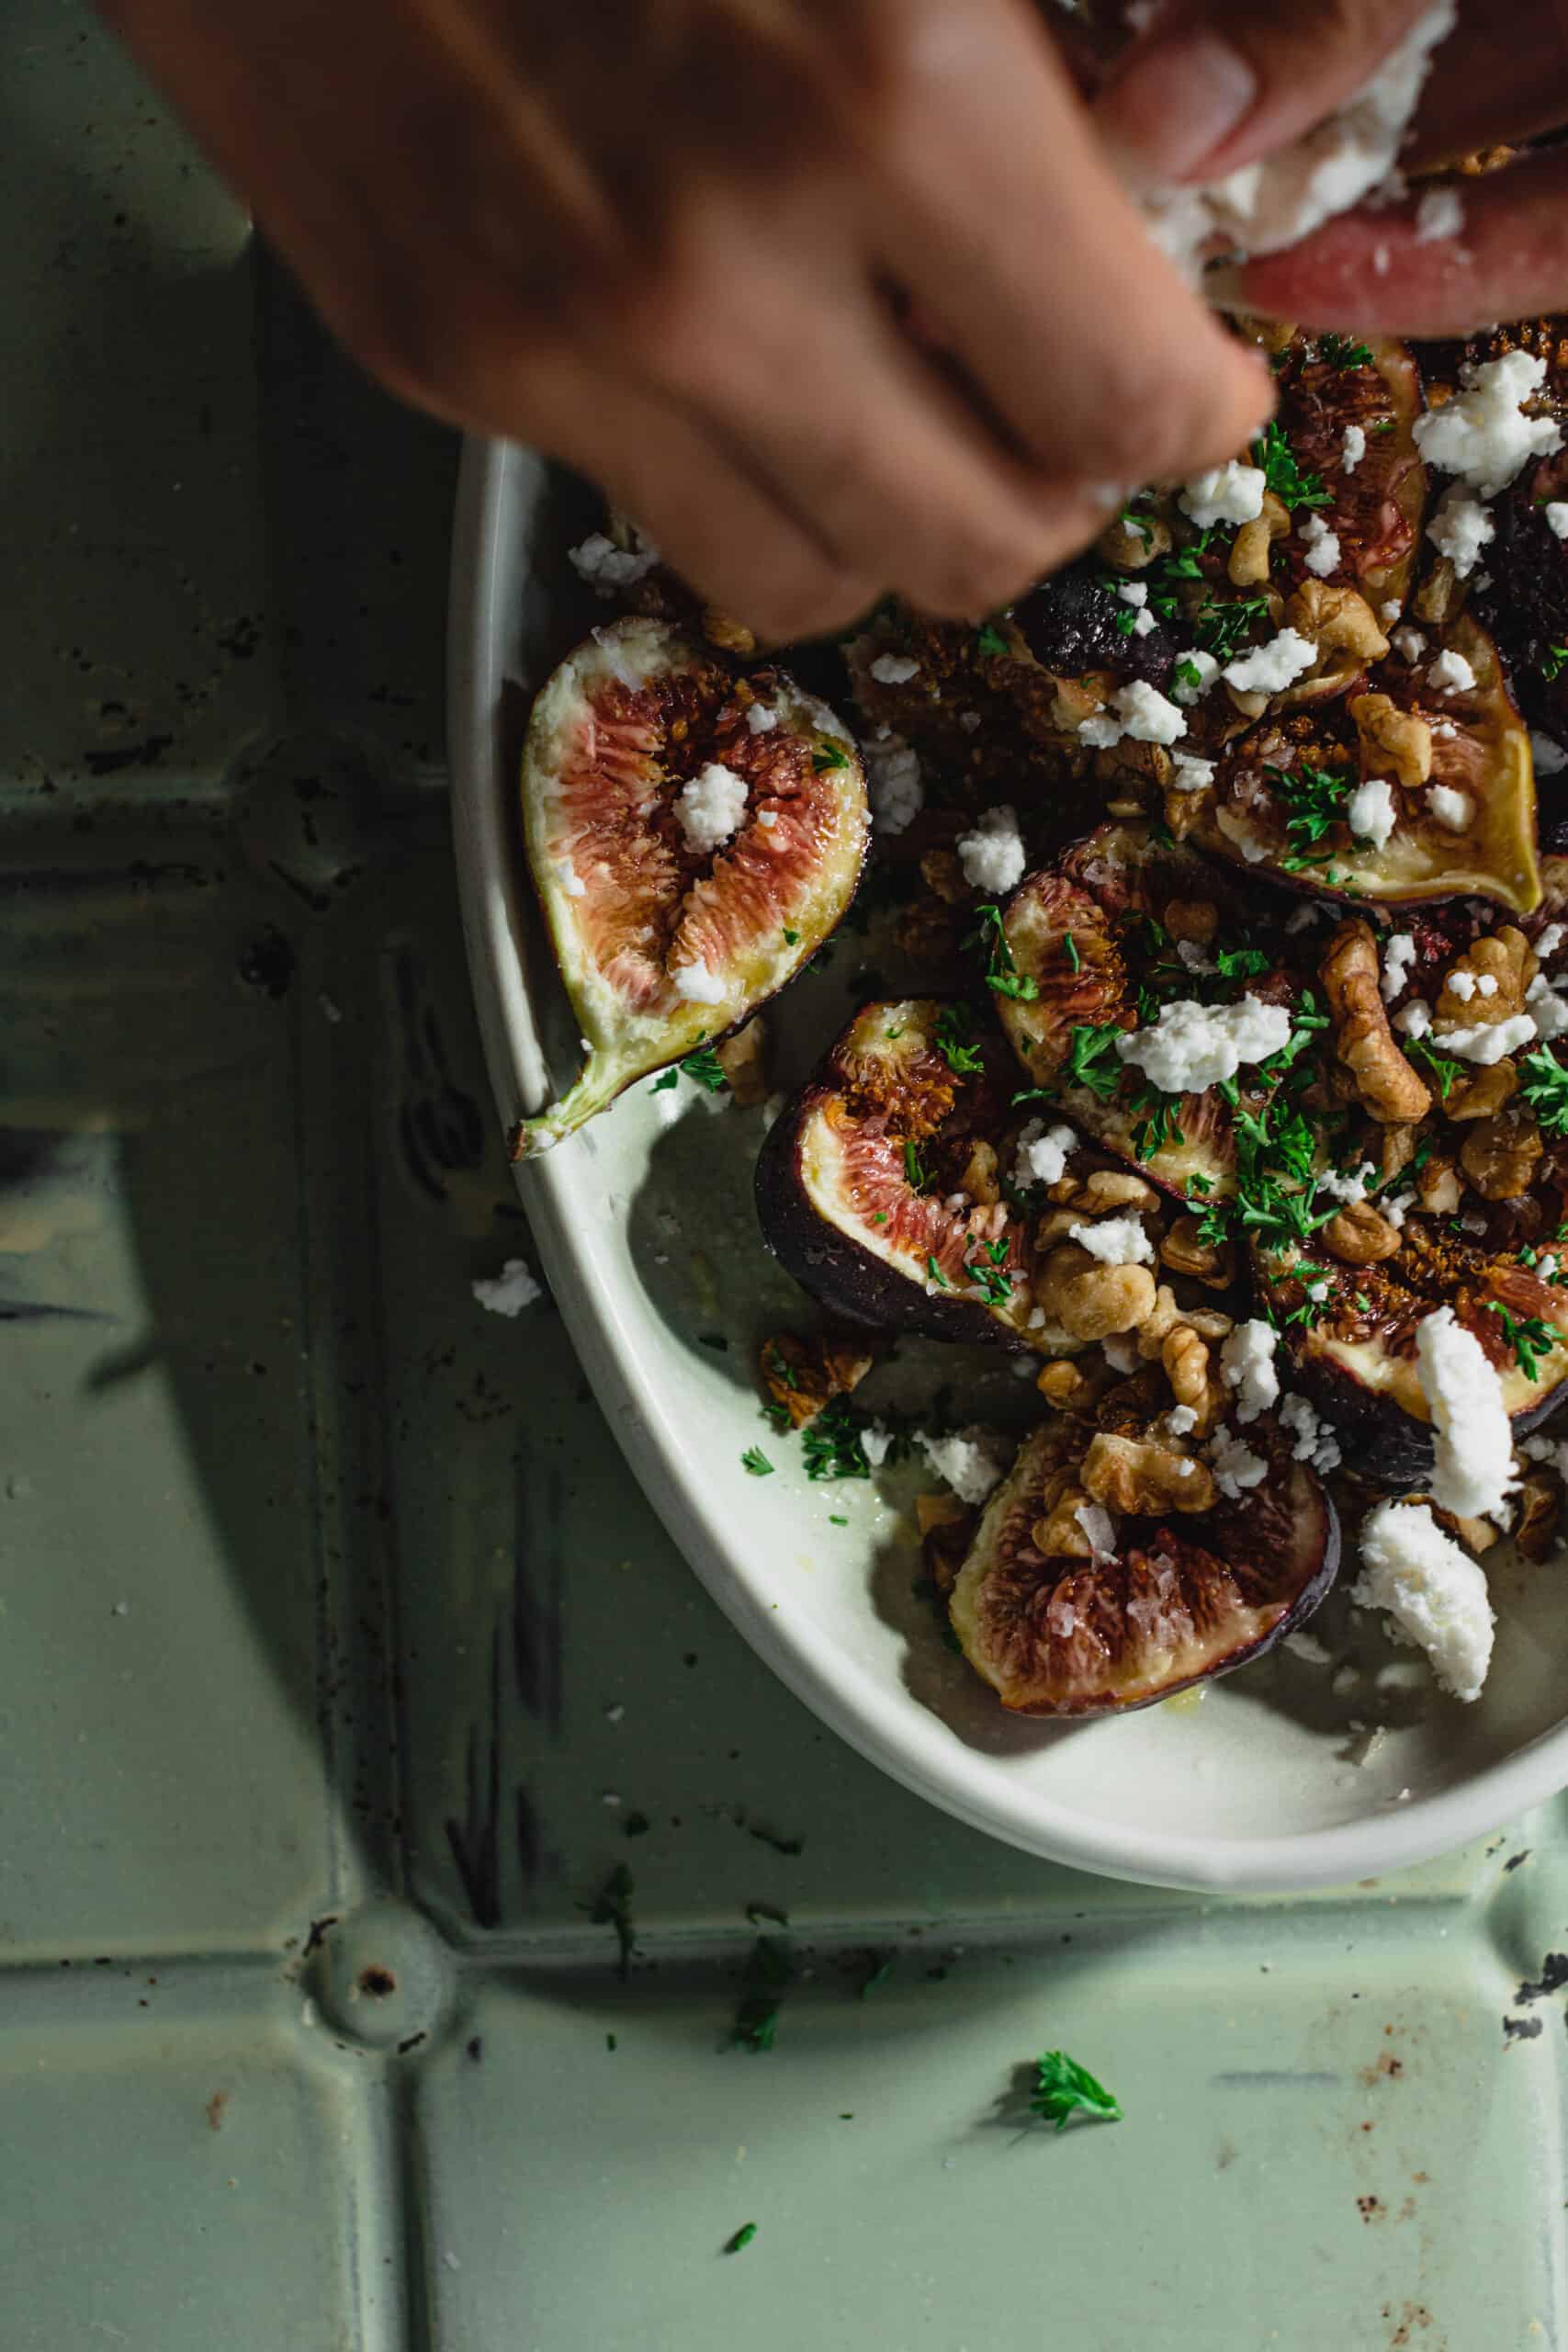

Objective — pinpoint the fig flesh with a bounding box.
[1259,330,1428,613]
[754,998,1060,1351]
[514,618,867,1154]
[949,1416,1339,1716]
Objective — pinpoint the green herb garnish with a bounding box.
[968,902,1039,1001]
[934,1003,985,1075]
[1214,944,1271,981]
[926,1254,950,1289]
[1485,1301,1559,1383]
[1265,759,1354,850]
[1029,2050,1122,2132]
[783,926,800,945]
[1544,646,1568,684]
[740,1446,774,1477]
[649,1069,680,1092]
[976,621,1010,658]
[1408,1034,1465,1102]
[813,741,851,772]
[724,2224,758,2256]
[1521,1046,1568,1135]
[680,1045,729,1093]
[1066,1021,1127,1102]
[1065,933,1081,973]
[904,1137,930,1192]
[1317,333,1374,370]
[802,1397,873,1482]
[731,1936,794,2052]
[1253,418,1333,511]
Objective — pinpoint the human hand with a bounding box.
[98,0,1271,639]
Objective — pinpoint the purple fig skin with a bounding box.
[1283,1342,1568,1494]
[753,1091,1026,1350]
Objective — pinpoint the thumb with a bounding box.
[1093,0,1455,190]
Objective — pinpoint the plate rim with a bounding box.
[446,432,1568,1893]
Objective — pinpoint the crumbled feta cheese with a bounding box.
[1427,783,1474,831]
[1413,349,1564,495]
[1547,503,1568,542]
[756,809,777,828]
[554,858,587,899]
[1300,512,1342,577]
[1352,1499,1495,1702]
[1220,1319,1280,1425]
[1208,1427,1269,1499]
[1447,968,1477,1001]
[1179,461,1267,529]
[1177,939,1216,976]
[1394,998,1432,1038]
[917,1428,1009,1507]
[1138,4,1459,277]
[1012,1119,1077,1191]
[1166,1404,1198,1437]
[1080,678,1189,749]
[955,805,1027,896]
[1414,185,1466,242]
[1170,649,1221,707]
[1347,776,1398,849]
[1428,647,1476,695]
[1169,751,1216,792]
[1115,992,1292,1095]
[1075,1502,1118,1561]
[869,651,921,686]
[1381,933,1417,1003]
[671,962,728,1005]
[1223,628,1318,695]
[1285,1627,1334,1667]
[1382,1189,1416,1232]
[1427,488,1495,580]
[1116,581,1156,642]
[1101,1332,1141,1375]
[1382,599,1404,622]
[1475,973,1498,995]
[1069,1214,1155,1268]
[568,530,659,594]
[865,729,923,835]
[675,761,749,854]
[1286,900,1328,933]
[471,1259,544,1317]
[1278,1391,1343,1475]
[1316,1160,1377,1205]
[1392,626,1427,663]
[1526,972,1568,1041]
[860,1422,895,1468]
[1538,922,1566,959]
[1414,1305,1515,1520]
[746,702,778,734]
[1342,424,1367,475]
[1438,1011,1538,1063]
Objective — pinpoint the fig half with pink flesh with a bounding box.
[1261,330,1428,613]
[754,998,1057,1350]
[948,1418,1339,1716]
[514,618,868,1155]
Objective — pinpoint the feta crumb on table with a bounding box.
[1352,1499,1495,1702]
[917,1428,1009,1507]
[472,1260,545,1317]
[1547,503,1568,542]
[865,729,922,834]
[869,651,921,686]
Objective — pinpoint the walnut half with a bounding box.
[1321,919,1432,1125]
[1080,1430,1216,1517]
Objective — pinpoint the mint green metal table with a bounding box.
[1,9,1563,2345]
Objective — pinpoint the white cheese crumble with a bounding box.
[1208,1427,1269,1499]
[1414,185,1466,242]
[1395,998,1432,1038]
[554,858,587,899]
[1079,678,1189,749]
[1179,461,1267,529]
[869,651,921,686]
[1115,582,1157,639]
[471,1259,544,1317]
[1413,350,1564,496]
[1532,732,1568,777]
[1012,1120,1077,1191]
[865,729,923,835]
[1414,1305,1515,1520]
[1170,649,1220,706]
[568,530,659,594]
[1391,626,1427,664]
[1347,777,1398,849]
[1278,1392,1343,1475]
[1223,628,1318,695]
[955,805,1026,896]
[1342,423,1368,475]
[1169,751,1216,792]
[917,1428,1009,1507]
[1116,992,1292,1094]
[756,809,777,828]
[1438,1011,1537,1062]
[671,962,728,1005]
[1538,922,1566,958]
[1068,1214,1155,1268]
[1447,968,1477,1001]
[1166,1404,1198,1438]
[1427,782,1474,831]
[675,761,749,854]
[746,702,778,734]
[1075,1502,1118,1561]
[1547,503,1568,542]
[1382,599,1404,622]
[1100,1332,1141,1376]
[1428,647,1476,694]
[1526,972,1568,1041]
[860,1423,895,1468]
[1352,1500,1495,1702]
[1220,1319,1280,1425]
[1316,1161,1377,1204]
[1300,513,1342,578]
[1426,487,1495,580]
[1381,933,1417,1002]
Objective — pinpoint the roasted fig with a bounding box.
[755,998,1061,1350]
[1191,614,1539,912]
[994,821,1303,1200]
[947,1416,1339,1715]
[1258,330,1427,612]
[514,618,867,1154]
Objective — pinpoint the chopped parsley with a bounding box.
[1131,1091,1186,1162]
[1192,590,1271,662]
[740,1446,775,1477]
[802,1397,873,1482]
[783,926,800,946]
[858,1952,896,1998]
[1066,1020,1127,1102]
[1030,2050,1122,2132]
[1316,333,1374,370]
[649,1069,680,1093]
[964,1248,1014,1306]
[812,741,851,772]
[1485,1301,1559,1382]
[1173,656,1205,695]
[731,1936,794,2052]
[903,1137,930,1192]
[1065,932,1081,973]
[1409,1034,1465,1102]
[1252,418,1333,511]
[1521,1046,1568,1135]
[723,2224,758,2256]
[1265,759,1353,851]
[926,1253,950,1289]
[1544,645,1568,684]
[976,620,1010,658]
[680,1044,729,1092]
[968,902,1040,1001]
[934,1003,986,1075]
[1214,944,1271,981]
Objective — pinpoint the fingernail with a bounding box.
[1099,29,1258,187]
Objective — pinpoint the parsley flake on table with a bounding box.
[723,2223,759,2256]
[731,1935,794,2052]
[1029,2050,1122,2132]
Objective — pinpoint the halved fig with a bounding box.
[755,998,1055,1350]
[514,618,867,1155]
[1256,330,1428,613]
[1192,613,1539,912]
[1254,1219,1568,1487]
[995,820,1298,1200]
[948,1417,1339,1715]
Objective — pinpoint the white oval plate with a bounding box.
[448,435,1568,1891]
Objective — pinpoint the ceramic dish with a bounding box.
[447,435,1568,1891]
